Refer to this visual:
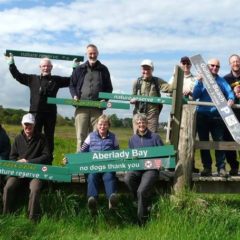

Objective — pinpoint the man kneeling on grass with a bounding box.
[2,113,51,222]
[80,114,119,216]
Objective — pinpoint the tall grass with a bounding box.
[1,191,240,240]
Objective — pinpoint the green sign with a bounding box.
[0,160,71,182]
[66,145,175,164]
[47,97,130,110]
[5,49,84,62]
[99,92,173,105]
[68,157,175,174]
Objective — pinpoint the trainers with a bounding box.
[218,168,227,177]
[200,168,212,176]
[192,167,200,173]
[229,168,238,176]
[109,193,118,210]
[88,196,97,216]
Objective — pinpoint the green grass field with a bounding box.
[1,125,240,240]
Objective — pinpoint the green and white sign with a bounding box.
[68,157,175,174]
[66,145,175,164]
[99,92,173,105]
[47,97,130,110]
[0,160,71,182]
[5,49,84,62]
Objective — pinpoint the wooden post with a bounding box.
[170,65,184,152]
[173,104,196,194]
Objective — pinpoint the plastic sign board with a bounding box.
[47,97,130,110]
[65,145,175,164]
[190,54,240,144]
[5,49,84,62]
[99,92,173,105]
[0,160,71,182]
[67,157,176,174]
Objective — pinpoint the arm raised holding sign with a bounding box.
[4,53,76,157]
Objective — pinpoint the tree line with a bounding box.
[0,106,133,128]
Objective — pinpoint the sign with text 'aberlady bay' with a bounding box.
[65,145,175,164]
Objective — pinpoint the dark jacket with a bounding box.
[128,129,163,148]
[224,71,240,119]
[69,60,113,99]
[224,71,240,102]
[0,125,11,160]
[9,64,70,113]
[10,130,51,165]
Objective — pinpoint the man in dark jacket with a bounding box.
[5,54,71,157]
[223,54,240,176]
[69,44,113,151]
[0,124,11,160]
[2,113,51,221]
[0,124,11,188]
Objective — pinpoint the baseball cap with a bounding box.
[141,59,154,69]
[21,113,35,125]
[180,56,191,64]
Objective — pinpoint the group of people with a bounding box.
[77,113,162,226]
[192,55,240,177]
[2,44,240,223]
[2,44,167,225]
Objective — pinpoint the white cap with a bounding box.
[141,59,154,70]
[21,113,35,125]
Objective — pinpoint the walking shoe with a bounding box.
[218,168,227,177]
[192,167,200,173]
[109,193,118,210]
[88,196,97,216]
[200,168,212,177]
[229,168,239,176]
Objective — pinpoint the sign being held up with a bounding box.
[5,49,84,62]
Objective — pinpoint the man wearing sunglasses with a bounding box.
[193,58,235,177]
[223,54,240,176]
[169,56,196,99]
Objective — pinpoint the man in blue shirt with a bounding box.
[193,58,234,177]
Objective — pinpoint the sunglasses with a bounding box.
[209,64,220,68]
[182,62,191,66]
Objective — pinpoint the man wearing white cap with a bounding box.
[131,59,172,133]
[2,113,51,221]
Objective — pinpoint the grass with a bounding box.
[2,124,240,239]
[1,192,240,240]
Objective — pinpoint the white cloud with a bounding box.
[0,0,240,122]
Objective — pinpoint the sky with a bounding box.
[0,0,239,122]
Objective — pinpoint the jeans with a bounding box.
[196,113,225,170]
[87,172,117,199]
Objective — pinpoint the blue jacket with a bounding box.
[81,130,119,152]
[69,60,113,99]
[128,129,163,148]
[192,75,235,117]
